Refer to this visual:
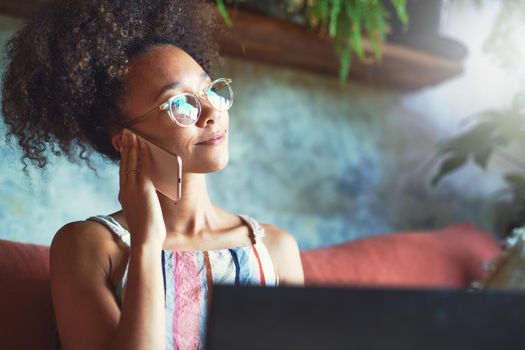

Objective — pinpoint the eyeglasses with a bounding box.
[122,77,233,128]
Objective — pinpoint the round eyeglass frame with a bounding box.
[122,77,233,128]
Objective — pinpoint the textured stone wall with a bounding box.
[0,3,519,248]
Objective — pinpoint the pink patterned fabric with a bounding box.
[172,252,202,350]
[108,214,278,350]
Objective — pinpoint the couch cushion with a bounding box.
[300,224,502,288]
[0,239,54,350]
[0,224,503,349]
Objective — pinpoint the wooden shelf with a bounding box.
[216,9,464,91]
[0,1,464,91]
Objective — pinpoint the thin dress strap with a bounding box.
[238,214,280,286]
[238,214,266,243]
[86,215,132,293]
[87,215,131,246]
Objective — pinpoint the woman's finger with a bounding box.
[138,137,151,180]
[127,132,139,184]
[119,131,129,188]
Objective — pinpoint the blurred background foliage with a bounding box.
[431,0,525,230]
[215,0,525,232]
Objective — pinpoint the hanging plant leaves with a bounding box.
[476,109,525,146]
[473,147,492,169]
[329,0,343,37]
[431,155,468,186]
[504,173,525,203]
[437,123,496,156]
[338,45,353,83]
[391,0,409,30]
[431,122,502,186]
[214,0,410,83]
[363,1,389,63]
[431,86,525,191]
[215,0,233,27]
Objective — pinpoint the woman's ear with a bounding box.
[111,130,124,152]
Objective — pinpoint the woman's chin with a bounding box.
[207,156,229,173]
[188,153,229,173]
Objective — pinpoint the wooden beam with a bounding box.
[0,1,463,91]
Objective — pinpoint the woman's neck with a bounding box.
[157,173,220,239]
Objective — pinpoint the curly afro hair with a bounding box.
[1,0,222,170]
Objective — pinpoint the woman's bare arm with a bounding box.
[50,221,165,350]
[262,224,305,286]
[51,132,167,349]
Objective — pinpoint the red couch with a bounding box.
[0,224,502,350]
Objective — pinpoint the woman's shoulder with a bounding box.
[259,223,297,248]
[50,217,126,278]
[259,223,305,286]
[259,223,301,261]
[51,218,121,253]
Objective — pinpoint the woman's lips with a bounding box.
[196,131,227,146]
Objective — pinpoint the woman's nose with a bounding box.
[196,99,221,127]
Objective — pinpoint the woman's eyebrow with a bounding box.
[155,72,210,101]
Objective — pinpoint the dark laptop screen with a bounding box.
[205,285,525,350]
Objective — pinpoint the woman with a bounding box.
[1,0,304,349]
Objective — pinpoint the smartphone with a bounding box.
[124,128,182,203]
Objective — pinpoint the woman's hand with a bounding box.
[119,129,166,248]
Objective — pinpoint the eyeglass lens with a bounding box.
[168,79,233,126]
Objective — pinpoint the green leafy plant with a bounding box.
[432,88,525,190]
[431,0,525,212]
[430,87,525,234]
[214,0,409,84]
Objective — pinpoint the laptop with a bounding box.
[205,285,525,350]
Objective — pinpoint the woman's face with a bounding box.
[118,44,229,174]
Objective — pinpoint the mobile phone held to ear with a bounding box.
[125,129,182,203]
